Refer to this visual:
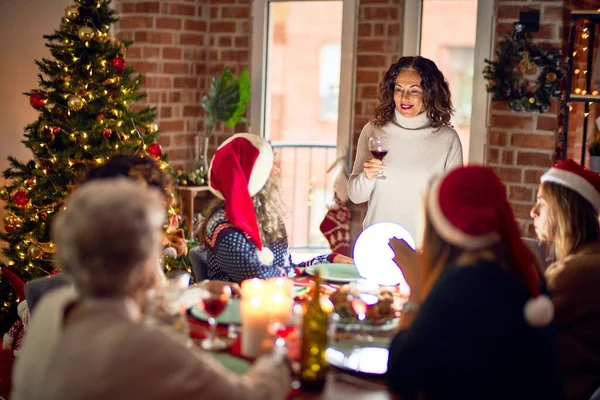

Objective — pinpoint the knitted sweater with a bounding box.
[348,110,463,239]
[387,259,563,400]
[545,242,600,400]
[204,209,335,283]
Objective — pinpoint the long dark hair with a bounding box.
[373,56,454,129]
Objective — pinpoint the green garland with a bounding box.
[484,36,563,112]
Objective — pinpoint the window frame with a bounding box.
[249,0,358,157]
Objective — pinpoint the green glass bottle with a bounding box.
[299,270,329,391]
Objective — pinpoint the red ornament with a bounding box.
[13,190,29,207]
[110,57,126,73]
[147,143,163,158]
[50,268,62,276]
[96,113,105,122]
[40,212,47,221]
[29,92,48,110]
[52,126,61,135]
[102,127,113,138]
[4,223,15,233]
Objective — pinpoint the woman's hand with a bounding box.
[363,158,384,180]
[332,254,354,264]
[194,280,241,296]
[388,238,419,293]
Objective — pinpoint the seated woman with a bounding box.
[387,166,562,400]
[12,179,290,400]
[199,134,352,283]
[530,159,600,400]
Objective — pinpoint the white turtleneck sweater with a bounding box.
[348,111,463,240]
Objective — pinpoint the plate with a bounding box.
[305,263,361,283]
[326,337,391,375]
[191,298,241,325]
[210,352,250,374]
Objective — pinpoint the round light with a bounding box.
[352,222,415,294]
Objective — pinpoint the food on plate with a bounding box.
[328,285,397,324]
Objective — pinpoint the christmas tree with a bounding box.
[0,0,187,329]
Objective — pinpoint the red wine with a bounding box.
[370,150,388,160]
[202,298,227,317]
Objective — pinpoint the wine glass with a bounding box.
[199,285,232,351]
[349,292,377,342]
[368,134,390,180]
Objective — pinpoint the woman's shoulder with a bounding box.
[546,245,600,289]
[432,124,460,139]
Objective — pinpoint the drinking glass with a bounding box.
[199,285,232,351]
[368,134,390,180]
[349,292,377,342]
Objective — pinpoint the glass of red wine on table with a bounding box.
[199,285,232,351]
[368,134,389,180]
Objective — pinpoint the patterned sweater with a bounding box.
[204,209,335,283]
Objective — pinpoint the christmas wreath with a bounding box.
[483,36,563,112]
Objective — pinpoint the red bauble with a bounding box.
[13,190,29,207]
[29,92,48,110]
[50,268,62,276]
[52,127,61,135]
[102,127,113,138]
[4,224,15,233]
[40,212,47,221]
[110,57,126,73]
[147,143,163,158]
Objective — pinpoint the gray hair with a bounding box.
[52,178,165,297]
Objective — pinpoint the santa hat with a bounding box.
[541,158,600,211]
[208,133,275,265]
[1,267,28,314]
[427,166,554,327]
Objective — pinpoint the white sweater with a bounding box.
[348,110,463,240]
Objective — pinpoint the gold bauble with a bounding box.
[65,5,79,20]
[27,245,43,260]
[38,241,56,254]
[67,95,84,111]
[528,97,535,104]
[546,72,557,83]
[77,26,95,41]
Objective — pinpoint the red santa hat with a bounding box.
[1,267,28,314]
[208,133,275,265]
[427,166,554,327]
[541,158,600,211]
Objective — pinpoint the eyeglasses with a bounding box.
[394,87,423,99]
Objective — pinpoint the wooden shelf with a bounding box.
[175,185,213,239]
[571,11,600,22]
[568,94,600,103]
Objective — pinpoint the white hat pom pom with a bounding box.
[257,247,274,265]
[524,295,554,327]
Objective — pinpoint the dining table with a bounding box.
[187,274,400,400]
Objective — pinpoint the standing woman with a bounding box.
[530,159,600,400]
[348,56,463,239]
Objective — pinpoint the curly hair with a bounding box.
[373,56,454,129]
[83,154,173,203]
[199,173,287,247]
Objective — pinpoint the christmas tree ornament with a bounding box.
[77,26,95,41]
[27,245,43,260]
[26,177,36,188]
[45,101,55,110]
[39,125,52,138]
[96,113,105,121]
[29,92,48,110]
[67,95,84,111]
[52,126,61,135]
[147,143,163,158]
[13,190,29,207]
[102,127,112,138]
[110,56,126,73]
[4,223,15,233]
[56,108,69,121]
[64,5,79,20]
[39,211,47,221]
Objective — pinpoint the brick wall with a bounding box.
[349,0,404,240]
[488,0,564,237]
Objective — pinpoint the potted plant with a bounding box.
[589,138,600,173]
[196,67,250,183]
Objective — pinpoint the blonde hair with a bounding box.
[199,173,287,246]
[541,182,600,260]
[52,178,165,297]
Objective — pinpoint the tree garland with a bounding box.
[484,36,563,112]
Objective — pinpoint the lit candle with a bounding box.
[240,277,293,358]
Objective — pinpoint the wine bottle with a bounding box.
[299,270,329,391]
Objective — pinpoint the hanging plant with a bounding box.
[483,36,563,112]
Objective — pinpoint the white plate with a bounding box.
[190,298,241,325]
[305,263,361,283]
[326,337,391,375]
